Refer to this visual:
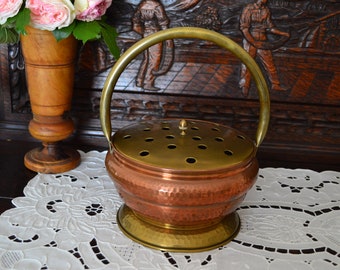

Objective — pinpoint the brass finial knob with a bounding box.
[179,119,187,135]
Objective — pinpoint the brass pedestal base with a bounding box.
[117,205,240,252]
[24,144,80,174]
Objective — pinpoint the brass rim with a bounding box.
[117,204,241,253]
[100,27,270,151]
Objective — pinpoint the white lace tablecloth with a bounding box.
[0,151,339,270]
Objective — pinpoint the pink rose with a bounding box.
[26,0,76,31]
[74,0,112,22]
[0,0,24,24]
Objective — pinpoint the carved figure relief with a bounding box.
[101,0,338,103]
[132,0,173,91]
[239,0,290,97]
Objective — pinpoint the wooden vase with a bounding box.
[20,26,80,173]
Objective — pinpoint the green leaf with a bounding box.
[53,22,75,41]
[100,22,120,59]
[13,8,30,35]
[0,26,19,43]
[72,21,101,44]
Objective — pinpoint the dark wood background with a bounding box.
[1,0,339,170]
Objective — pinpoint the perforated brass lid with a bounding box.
[113,119,256,170]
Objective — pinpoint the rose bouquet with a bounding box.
[0,0,119,58]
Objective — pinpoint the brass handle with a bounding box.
[100,27,270,151]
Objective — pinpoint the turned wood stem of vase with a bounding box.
[20,26,80,173]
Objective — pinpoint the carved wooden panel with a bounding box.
[1,0,339,163]
[75,0,340,147]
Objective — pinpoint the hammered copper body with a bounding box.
[100,27,270,252]
[106,120,259,227]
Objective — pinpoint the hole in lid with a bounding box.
[192,136,202,141]
[167,144,177,149]
[166,135,175,139]
[162,127,170,130]
[145,137,154,142]
[186,157,197,164]
[237,135,246,140]
[198,144,207,150]
[123,135,132,139]
[139,150,149,157]
[191,126,199,130]
[224,150,233,156]
[215,137,224,142]
[212,127,220,132]
[143,128,151,131]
